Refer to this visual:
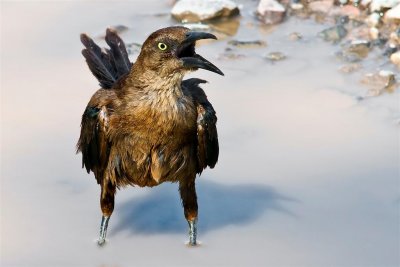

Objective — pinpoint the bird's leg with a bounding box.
[98,179,116,246]
[179,179,198,246]
[187,217,198,245]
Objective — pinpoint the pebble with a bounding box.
[336,40,371,62]
[383,44,398,56]
[171,0,240,22]
[289,32,303,41]
[371,37,388,47]
[390,51,400,67]
[336,51,363,62]
[291,2,304,10]
[390,29,400,44]
[361,70,398,96]
[182,23,211,31]
[318,24,348,42]
[256,0,286,24]
[369,27,380,39]
[366,12,381,27]
[308,0,334,13]
[228,40,267,48]
[339,63,362,73]
[346,40,371,55]
[338,5,361,18]
[264,51,287,61]
[208,18,240,36]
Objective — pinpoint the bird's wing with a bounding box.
[182,78,219,172]
[81,29,132,89]
[76,90,114,183]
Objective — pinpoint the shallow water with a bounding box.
[1,1,399,266]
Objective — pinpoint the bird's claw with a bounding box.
[97,238,106,246]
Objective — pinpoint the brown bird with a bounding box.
[77,26,223,246]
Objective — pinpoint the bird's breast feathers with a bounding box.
[104,84,199,185]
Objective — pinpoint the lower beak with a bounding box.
[181,54,224,76]
[180,31,224,76]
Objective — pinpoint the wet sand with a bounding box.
[1,1,399,266]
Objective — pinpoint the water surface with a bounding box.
[1,1,399,266]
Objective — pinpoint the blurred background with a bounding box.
[1,0,399,266]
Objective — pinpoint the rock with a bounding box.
[350,19,365,27]
[371,37,388,47]
[336,41,370,62]
[385,4,400,20]
[208,18,240,36]
[228,40,267,48]
[313,12,329,23]
[336,51,363,62]
[361,70,398,96]
[339,63,362,73]
[288,32,303,41]
[256,0,286,24]
[383,44,398,56]
[337,40,371,62]
[265,51,286,61]
[183,21,239,39]
[182,23,211,32]
[370,0,398,12]
[369,27,379,39]
[347,24,371,40]
[366,12,381,27]
[290,0,304,10]
[291,2,304,10]
[390,51,400,67]
[389,29,400,44]
[171,0,240,22]
[308,0,334,13]
[338,5,361,18]
[318,24,348,42]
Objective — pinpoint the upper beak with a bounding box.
[179,31,224,76]
[183,31,217,44]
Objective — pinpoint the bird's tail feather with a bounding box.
[80,29,132,89]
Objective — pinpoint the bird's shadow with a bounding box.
[111,179,296,236]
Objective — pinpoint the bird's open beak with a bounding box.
[177,31,224,76]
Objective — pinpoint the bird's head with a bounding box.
[135,26,224,79]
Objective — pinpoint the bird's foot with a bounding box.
[187,218,198,246]
[97,215,110,247]
[97,237,107,246]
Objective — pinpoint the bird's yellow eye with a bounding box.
[158,42,168,51]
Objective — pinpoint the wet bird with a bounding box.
[77,27,223,246]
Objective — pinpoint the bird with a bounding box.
[77,26,223,246]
